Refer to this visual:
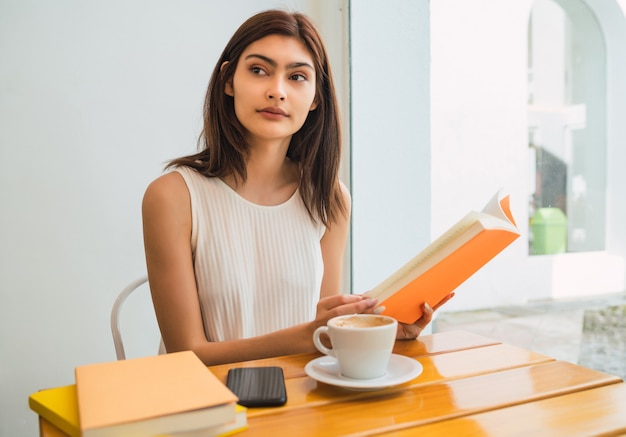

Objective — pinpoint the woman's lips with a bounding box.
[258,107,288,119]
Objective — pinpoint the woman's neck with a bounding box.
[223,139,300,205]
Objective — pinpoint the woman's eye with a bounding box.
[290,73,307,82]
[250,66,268,76]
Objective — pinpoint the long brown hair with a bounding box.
[168,9,346,227]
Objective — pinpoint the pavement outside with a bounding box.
[433,291,626,381]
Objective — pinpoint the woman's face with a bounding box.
[225,34,318,147]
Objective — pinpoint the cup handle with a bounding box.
[312,326,335,357]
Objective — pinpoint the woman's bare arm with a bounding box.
[319,181,352,299]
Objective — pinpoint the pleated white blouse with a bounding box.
[175,166,326,342]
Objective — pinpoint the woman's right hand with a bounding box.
[312,294,378,330]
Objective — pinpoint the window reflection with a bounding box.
[528,0,606,255]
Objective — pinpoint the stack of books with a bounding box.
[29,351,247,437]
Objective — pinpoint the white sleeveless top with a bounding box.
[175,166,326,342]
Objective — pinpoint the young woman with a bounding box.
[142,9,449,366]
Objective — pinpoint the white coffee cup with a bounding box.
[312,314,397,379]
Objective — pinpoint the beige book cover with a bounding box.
[75,351,238,437]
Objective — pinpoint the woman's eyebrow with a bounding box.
[245,53,314,70]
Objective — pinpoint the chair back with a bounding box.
[110,275,163,360]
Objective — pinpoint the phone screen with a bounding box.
[226,366,287,407]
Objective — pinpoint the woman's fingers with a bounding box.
[318,294,377,312]
[433,292,455,311]
[397,293,454,340]
[318,291,455,338]
[315,294,378,327]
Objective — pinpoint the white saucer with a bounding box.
[304,354,423,391]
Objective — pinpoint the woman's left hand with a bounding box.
[396,292,455,340]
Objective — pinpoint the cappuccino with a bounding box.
[313,314,398,379]
[333,315,394,328]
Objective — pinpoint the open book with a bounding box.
[364,189,520,324]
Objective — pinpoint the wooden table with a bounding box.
[39,330,626,436]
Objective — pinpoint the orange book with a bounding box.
[75,351,238,437]
[364,189,520,324]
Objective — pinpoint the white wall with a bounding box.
[0,1,347,435]
[429,0,534,309]
[350,0,432,294]
[588,0,626,258]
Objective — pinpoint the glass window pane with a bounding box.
[528,0,606,255]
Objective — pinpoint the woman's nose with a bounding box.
[267,77,286,101]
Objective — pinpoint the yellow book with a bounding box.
[29,384,80,437]
[365,189,520,324]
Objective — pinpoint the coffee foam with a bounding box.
[333,315,394,328]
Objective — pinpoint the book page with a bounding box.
[481,189,516,227]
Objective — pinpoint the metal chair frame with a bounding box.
[110,275,151,360]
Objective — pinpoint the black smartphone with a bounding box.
[226,366,287,408]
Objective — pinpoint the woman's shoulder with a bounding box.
[146,170,187,193]
[143,170,190,213]
[338,179,352,211]
[338,179,351,198]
